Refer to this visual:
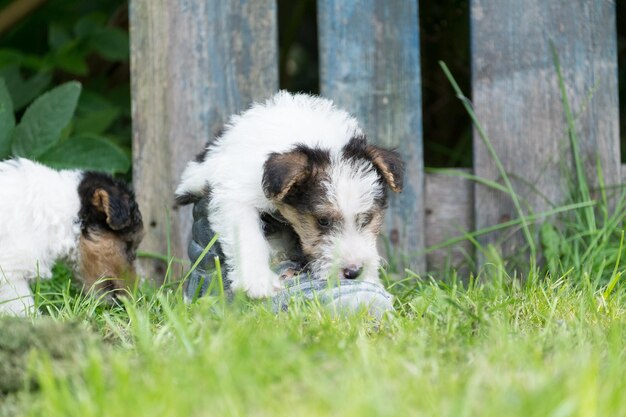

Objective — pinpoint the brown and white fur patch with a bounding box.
[0,159,143,315]
[176,92,404,298]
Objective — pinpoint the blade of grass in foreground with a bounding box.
[603,230,624,299]
[439,61,537,261]
[424,201,594,254]
[550,42,596,234]
[180,234,220,284]
[425,167,509,194]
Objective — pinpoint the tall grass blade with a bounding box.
[424,193,593,255]
[439,61,536,261]
[550,42,596,233]
[603,230,624,299]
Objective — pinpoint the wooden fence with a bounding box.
[129,0,620,279]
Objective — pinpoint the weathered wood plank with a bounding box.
[425,170,474,274]
[471,0,620,262]
[317,0,425,273]
[129,0,277,279]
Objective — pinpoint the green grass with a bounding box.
[0,265,624,417]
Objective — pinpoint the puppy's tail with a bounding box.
[175,160,210,206]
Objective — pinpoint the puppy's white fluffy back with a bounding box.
[0,158,82,279]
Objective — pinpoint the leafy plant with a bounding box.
[0,11,129,110]
[0,79,129,173]
[0,1,131,174]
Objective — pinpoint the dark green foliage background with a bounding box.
[0,0,131,175]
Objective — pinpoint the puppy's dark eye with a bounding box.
[317,217,333,228]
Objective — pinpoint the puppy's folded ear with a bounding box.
[262,151,310,201]
[92,188,131,230]
[342,136,405,193]
[365,145,404,193]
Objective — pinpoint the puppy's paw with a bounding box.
[233,270,283,299]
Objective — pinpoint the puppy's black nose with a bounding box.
[342,265,363,280]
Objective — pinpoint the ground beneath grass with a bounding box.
[1,269,625,417]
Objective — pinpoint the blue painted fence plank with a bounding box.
[318,0,425,273]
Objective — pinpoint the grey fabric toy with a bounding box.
[185,197,394,318]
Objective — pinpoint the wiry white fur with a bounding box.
[0,158,82,315]
[177,91,385,297]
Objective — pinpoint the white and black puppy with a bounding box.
[176,92,404,298]
[0,158,144,315]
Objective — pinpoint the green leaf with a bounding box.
[55,53,89,76]
[0,66,52,110]
[74,13,107,38]
[49,41,89,76]
[0,79,15,159]
[0,49,25,67]
[74,90,121,134]
[76,89,114,112]
[48,24,72,50]
[12,81,82,158]
[0,49,45,72]
[74,107,120,135]
[38,134,130,174]
[88,28,129,61]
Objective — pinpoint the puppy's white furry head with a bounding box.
[263,135,404,282]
